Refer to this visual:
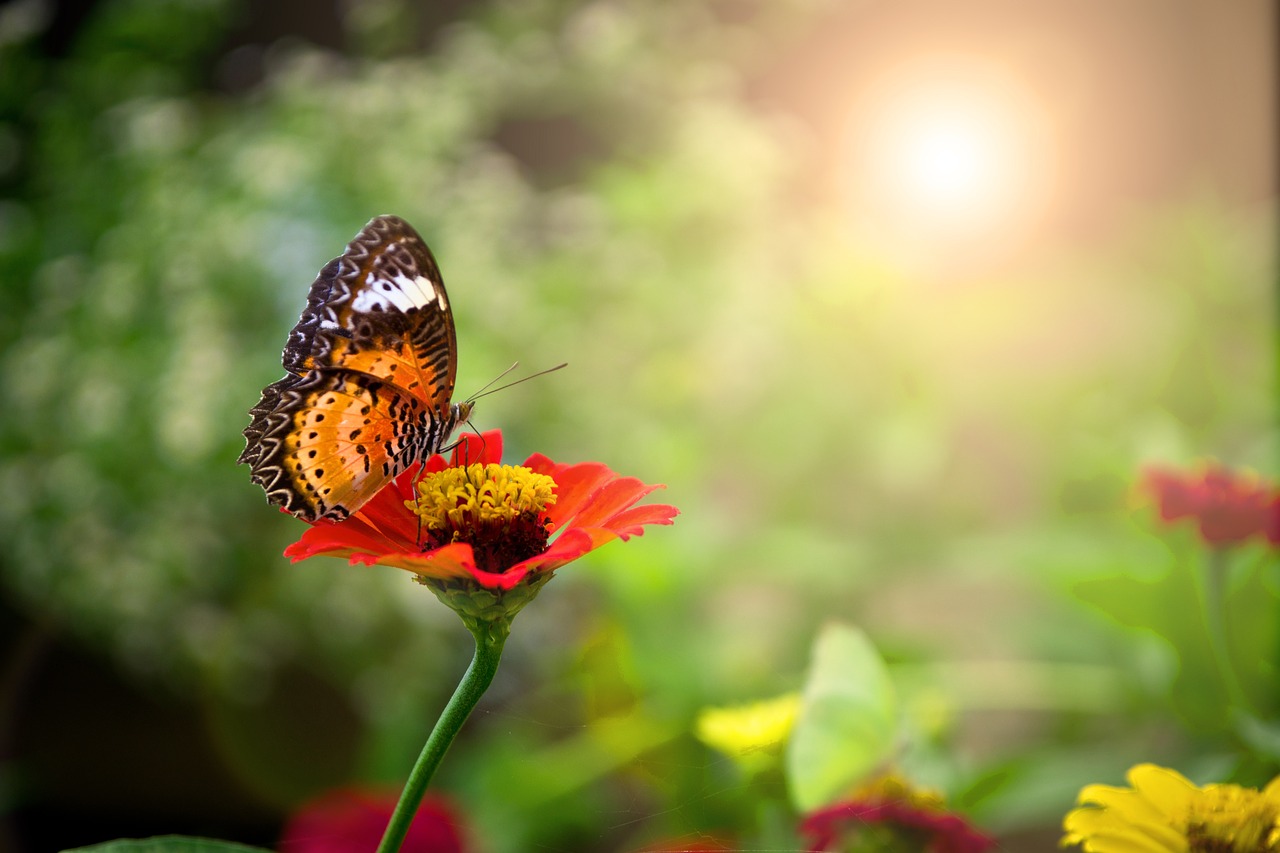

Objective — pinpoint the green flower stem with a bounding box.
[377,620,510,853]
[1197,548,1253,716]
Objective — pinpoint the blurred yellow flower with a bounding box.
[695,693,800,771]
[1063,763,1280,852]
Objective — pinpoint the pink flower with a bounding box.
[801,777,994,853]
[1141,462,1277,548]
[279,788,465,853]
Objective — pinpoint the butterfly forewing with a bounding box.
[240,215,464,522]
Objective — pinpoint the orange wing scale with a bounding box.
[322,331,454,412]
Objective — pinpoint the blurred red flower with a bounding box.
[801,792,994,853]
[1141,462,1278,548]
[279,788,465,853]
[284,429,678,591]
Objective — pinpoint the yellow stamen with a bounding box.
[853,774,948,813]
[1179,783,1280,852]
[408,464,557,532]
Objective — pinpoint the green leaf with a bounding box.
[1235,710,1280,762]
[786,622,898,812]
[63,837,271,853]
[1071,547,1280,732]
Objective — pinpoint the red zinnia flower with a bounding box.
[284,430,677,617]
[1141,462,1277,548]
[800,777,994,853]
[279,788,465,853]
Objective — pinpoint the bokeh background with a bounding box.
[0,0,1274,851]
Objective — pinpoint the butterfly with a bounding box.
[239,215,472,522]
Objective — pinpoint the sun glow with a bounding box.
[898,108,1005,215]
[841,56,1054,265]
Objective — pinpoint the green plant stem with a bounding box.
[1197,547,1253,716]
[377,622,509,853]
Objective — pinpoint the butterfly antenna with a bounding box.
[466,362,568,403]
[465,362,521,400]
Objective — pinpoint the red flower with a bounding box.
[279,788,465,853]
[801,786,994,853]
[1141,462,1278,548]
[284,430,678,592]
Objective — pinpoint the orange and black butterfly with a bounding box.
[239,215,471,522]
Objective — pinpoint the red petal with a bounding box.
[596,502,679,539]
[537,460,615,527]
[465,563,533,590]
[286,516,398,561]
[391,463,424,501]
[351,486,421,544]
[450,430,502,467]
[1143,461,1278,547]
[529,456,676,540]
[801,799,994,853]
[564,476,665,531]
[522,452,559,474]
[363,541,479,579]
[1142,466,1200,521]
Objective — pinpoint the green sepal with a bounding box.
[416,571,555,640]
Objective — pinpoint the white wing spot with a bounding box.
[352,273,442,314]
[350,287,389,313]
[403,274,435,309]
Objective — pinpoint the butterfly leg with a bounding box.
[441,420,485,463]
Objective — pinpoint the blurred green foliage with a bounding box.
[786,624,897,812]
[0,0,1274,850]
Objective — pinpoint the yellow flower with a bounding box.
[1063,763,1280,853]
[695,693,800,772]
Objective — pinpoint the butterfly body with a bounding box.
[240,215,470,522]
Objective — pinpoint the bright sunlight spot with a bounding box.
[899,108,1003,215]
[841,55,1055,267]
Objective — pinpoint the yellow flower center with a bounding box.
[1180,784,1280,853]
[854,773,948,814]
[408,464,557,574]
[410,464,557,527]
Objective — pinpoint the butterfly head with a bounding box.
[451,400,475,432]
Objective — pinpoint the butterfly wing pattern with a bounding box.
[239,215,472,522]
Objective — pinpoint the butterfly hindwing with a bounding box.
[240,215,465,522]
[246,370,440,521]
